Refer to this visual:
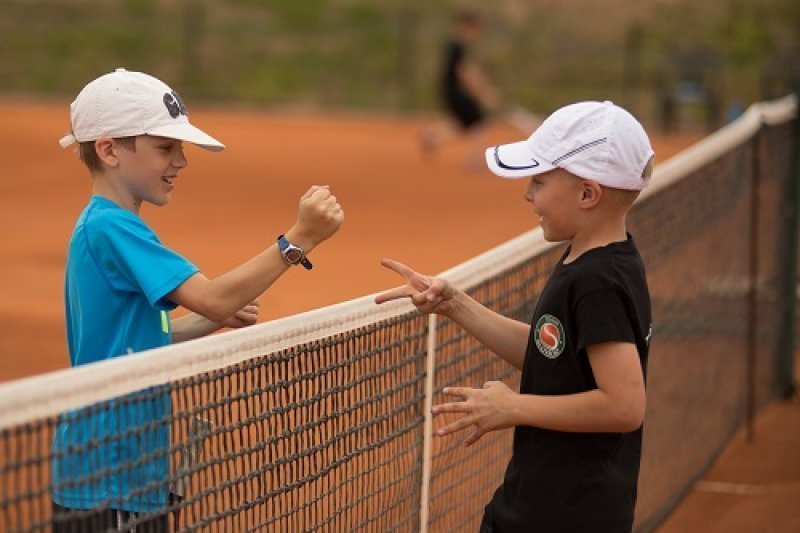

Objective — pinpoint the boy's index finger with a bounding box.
[379,257,417,280]
[301,186,317,200]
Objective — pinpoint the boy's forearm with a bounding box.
[209,245,288,311]
[171,313,221,343]
[173,245,288,323]
[510,389,644,434]
[448,292,529,370]
[171,185,341,321]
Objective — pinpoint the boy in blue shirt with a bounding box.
[53,68,344,531]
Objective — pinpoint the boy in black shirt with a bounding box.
[376,100,654,532]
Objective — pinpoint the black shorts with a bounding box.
[51,502,169,533]
[444,92,486,130]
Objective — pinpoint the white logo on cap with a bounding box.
[163,91,187,119]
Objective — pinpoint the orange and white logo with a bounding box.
[534,314,565,359]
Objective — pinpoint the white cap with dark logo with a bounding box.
[485,101,654,191]
[58,68,224,151]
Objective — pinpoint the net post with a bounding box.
[745,131,761,443]
[418,313,437,533]
[776,90,800,399]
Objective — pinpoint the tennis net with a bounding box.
[0,94,797,532]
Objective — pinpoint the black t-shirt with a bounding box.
[439,39,485,128]
[489,235,652,533]
[442,39,467,98]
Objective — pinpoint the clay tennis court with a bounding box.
[0,100,797,530]
[0,100,700,382]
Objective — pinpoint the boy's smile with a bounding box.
[113,135,188,211]
[524,168,581,242]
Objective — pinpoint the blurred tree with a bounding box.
[0,0,797,118]
[713,1,773,66]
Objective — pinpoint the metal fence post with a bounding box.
[776,91,800,398]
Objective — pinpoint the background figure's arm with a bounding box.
[459,60,542,134]
[458,60,501,111]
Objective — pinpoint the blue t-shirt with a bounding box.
[52,195,198,512]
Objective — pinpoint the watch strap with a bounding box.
[277,235,313,270]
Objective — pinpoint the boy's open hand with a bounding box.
[432,381,516,446]
[291,185,344,249]
[374,258,457,316]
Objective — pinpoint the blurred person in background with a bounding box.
[420,9,502,170]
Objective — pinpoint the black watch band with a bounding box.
[277,235,313,270]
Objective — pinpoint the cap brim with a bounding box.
[147,123,225,152]
[485,141,554,179]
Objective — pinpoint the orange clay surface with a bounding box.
[1,100,797,531]
[0,100,699,382]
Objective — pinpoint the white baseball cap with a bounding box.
[59,68,224,151]
[485,101,654,190]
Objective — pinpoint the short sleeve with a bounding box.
[574,288,636,353]
[87,213,198,309]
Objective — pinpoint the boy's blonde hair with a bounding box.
[608,155,655,210]
[641,155,655,182]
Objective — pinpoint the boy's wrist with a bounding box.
[277,235,312,270]
[283,227,315,256]
[506,393,525,427]
[444,289,469,321]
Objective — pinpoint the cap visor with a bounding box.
[485,141,554,179]
[147,123,225,152]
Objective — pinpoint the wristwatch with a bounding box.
[277,235,312,270]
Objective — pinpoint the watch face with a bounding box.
[285,249,303,264]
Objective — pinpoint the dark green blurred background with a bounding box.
[1,0,798,131]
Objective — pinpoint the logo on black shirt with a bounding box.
[535,314,565,359]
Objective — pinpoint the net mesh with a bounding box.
[0,95,796,532]
[164,315,429,531]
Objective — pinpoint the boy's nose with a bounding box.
[173,151,188,168]
[523,186,535,203]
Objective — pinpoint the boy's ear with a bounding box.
[579,180,603,208]
[95,137,119,168]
